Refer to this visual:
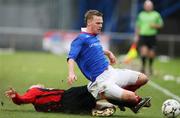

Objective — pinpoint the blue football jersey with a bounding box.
[68,32,109,82]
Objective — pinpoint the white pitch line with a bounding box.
[148,80,180,102]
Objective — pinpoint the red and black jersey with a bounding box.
[61,85,96,113]
[12,85,96,113]
[12,87,65,112]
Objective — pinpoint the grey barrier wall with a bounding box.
[0,27,43,51]
[156,35,180,57]
[0,0,77,30]
[0,28,180,57]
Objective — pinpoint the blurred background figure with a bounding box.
[135,0,163,75]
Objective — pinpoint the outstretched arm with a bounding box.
[67,59,77,85]
[5,88,34,105]
[67,38,83,85]
[104,50,116,65]
[134,27,140,44]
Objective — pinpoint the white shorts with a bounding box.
[87,66,141,99]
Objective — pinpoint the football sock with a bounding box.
[135,95,142,104]
[142,56,146,67]
[149,58,154,68]
[141,56,146,72]
[149,58,154,74]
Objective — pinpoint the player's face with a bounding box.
[89,16,103,34]
[144,1,153,11]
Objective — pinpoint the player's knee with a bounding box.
[141,46,148,56]
[138,73,149,85]
[142,73,149,83]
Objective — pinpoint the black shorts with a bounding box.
[61,85,96,113]
[138,35,157,50]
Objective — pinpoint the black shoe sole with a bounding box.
[130,97,152,113]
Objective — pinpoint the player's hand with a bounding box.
[5,88,16,99]
[108,52,117,65]
[67,73,77,85]
[150,23,160,29]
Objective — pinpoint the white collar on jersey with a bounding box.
[81,27,87,32]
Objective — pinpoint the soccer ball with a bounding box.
[161,99,180,118]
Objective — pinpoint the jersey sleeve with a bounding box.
[11,88,40,105]
[67,37,84,61]
[156,12,164,27]
[12,92,34,105]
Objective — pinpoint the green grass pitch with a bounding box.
[0,51,180,118]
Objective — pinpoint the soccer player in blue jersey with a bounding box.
[67,10,151,113]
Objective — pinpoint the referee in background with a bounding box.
[135,0,163,75]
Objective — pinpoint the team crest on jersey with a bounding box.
[89,42,100,48]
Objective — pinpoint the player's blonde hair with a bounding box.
[84,10,103,25]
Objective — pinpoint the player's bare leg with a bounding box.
[102,73,151,113]
[123,73,148,92]
[107,91,151,114]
